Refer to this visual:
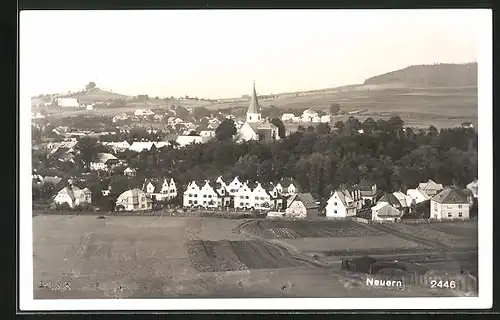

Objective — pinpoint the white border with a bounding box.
[19,9,492,311]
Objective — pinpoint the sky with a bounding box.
[21,9,485,99]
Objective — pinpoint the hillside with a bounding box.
[363,63,477,87]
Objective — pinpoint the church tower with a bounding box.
[246,81,261,123]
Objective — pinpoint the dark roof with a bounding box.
[247,82,260,115]
[288,193,319,210]
[279,177,301,189]
[377,193,402,207]
[358,179,376,192]
[431,187,469,204]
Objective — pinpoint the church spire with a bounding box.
[246,81,261,123]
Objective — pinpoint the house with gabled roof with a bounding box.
[357,179,378,206]
[371,201,403,222]
[142,177,177,202]
[284,193,319,219]
[115,188,152,211]
[418,179,444,197]
[406,187,430,204]
[53,180,92,208]
[90,153,119,171]
[325,188,361,218]
[123,167,136,177]
[273,177,302,197]
[430,187,470,220]
[392,191,414,214]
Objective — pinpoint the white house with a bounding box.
[406,187,430,204]
[371,201,403,222]
[57,97,79,108]
[392,191,414,212]
[311,115,321,123]
[281,113,296,122]
[430,187,470,220]
[123,167,136,177]
[221,176,244,196]
[142,178,178,202]
[89,153,119,171]
[53,181,92,208]
[183,180,219,209]
[115,188,153,211]
[176,135,204,147]
[325,188,361,218]
[233,182,257,210]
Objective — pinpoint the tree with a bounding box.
[316,123,331,135]
[329,103,341,115]
[75,136,100,169]
[215,119,237,142]
[270,118,286,138]
[85,82,97,91]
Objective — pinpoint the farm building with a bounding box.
[53,181,92,208]
[273,177,302,197]
[357,179,378,206]
[115,188,152,211]
[430,187,470,220]
[371,201,403,222]
[284,193,319,219]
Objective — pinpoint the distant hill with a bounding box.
[363,63,477,87]
[69,89,133,103]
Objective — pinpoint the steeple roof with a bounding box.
[247,81,260,114]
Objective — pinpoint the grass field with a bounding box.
[33,215,478,298]
[38,85,477,129]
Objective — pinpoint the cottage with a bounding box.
[357,180,378,206]
[430,187,470,220]
[376,193,405,213]
[183,181,219,209]
[90,153,119,171]
[53,181,92,208]
[325,188,361,218]
[418,179,444,197]
[115,188,153,211]
[142,177,178,202]
[371,201,403,222]
[284,193,319,219]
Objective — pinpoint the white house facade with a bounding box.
[430,187,470,220]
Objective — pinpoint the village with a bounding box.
[32,82,478,226]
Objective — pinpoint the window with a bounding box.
[458,205,462,209]
[189,200,192,204]
[240,196,244,199]
[255,196,259,200]
[141,197,145,201]
[239,203,244,207]
[203,194,207,198]
[194,200,198,204]
[245,196,249,199]
[260,197,265,200]
[194,194,198,197]
[141,204,145,208]
[448,213,452,218]
[334,202,337,206]
[458,212,463,217]
[188,194,192,197]
[203,201,207,205]
[245,203,250,206]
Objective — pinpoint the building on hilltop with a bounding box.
[236,82,280,142]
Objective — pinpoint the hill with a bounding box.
[363,63,477,87]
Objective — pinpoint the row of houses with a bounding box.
[281,109,332,123]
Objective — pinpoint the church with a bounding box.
[236,82,280,142]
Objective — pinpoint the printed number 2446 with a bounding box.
[430,280,456,289]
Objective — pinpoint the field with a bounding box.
[33,215,479,298]
[39,85,477,129]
